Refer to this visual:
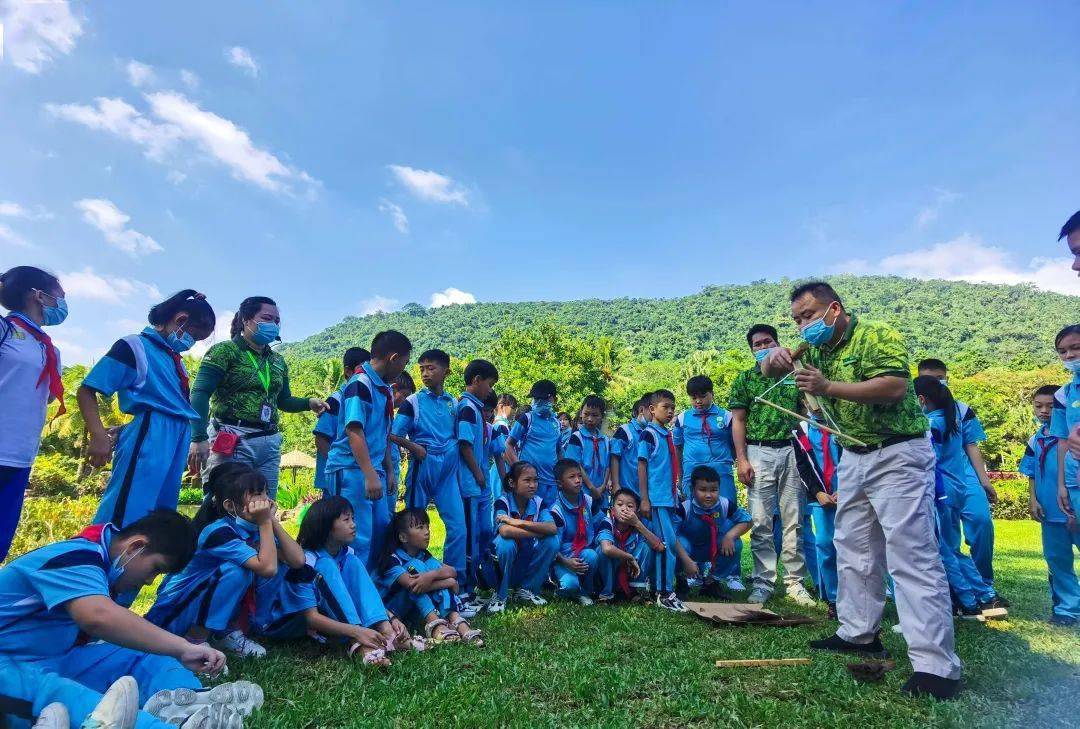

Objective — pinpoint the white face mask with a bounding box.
[109,545,144,583]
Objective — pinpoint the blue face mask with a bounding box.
[167,328,195,354]
[250,321,279,346]
[801,305,838,346]
[754,348,771,363]
[1064,358,1080,376]
[108,546,144,586]
[532,398,553,416]
[37,291,68,326]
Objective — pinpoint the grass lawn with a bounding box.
[141,519,1079,728]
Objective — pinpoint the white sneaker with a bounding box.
[747,588,771,604]
[178,704,244,729]
[656,592,689,612]
[144,681,264,725]
[485,598,506,614]
[211,629,267,658]
[458,594,487,618]
[82,676,138,729]
[33,703,68,729]
[576,594,595,606]
[686,576,703,589]
[512,588,548,606]
[787,584,817,607]
[725,576,747,592]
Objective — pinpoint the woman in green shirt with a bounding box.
[187,296,327,497]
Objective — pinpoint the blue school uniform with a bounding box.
[377,548,458,626]
[564,426,611,509]
[675,496,750,578]
[559,426,573,451]
[492,494,559,600]
[312,392,340,492]
[83,329,195,527]
[594,514,653,599]
[487,417,511,504]
[800,424,840,604]
[926,410,997,609]
[251,560,318,639]
[386,440,402,512]
[1020,423,1080,621]
[549,492,601,597]
[637,422,681,594]
[610,420,645,495]
[456,392,496,594]
[508,411,562,506]
[673,406,736,502]
[0,524,199,725]
[1050,377,1080,489]
[324,363,394,569]
[952,401,995,584]
[146,516,262,637]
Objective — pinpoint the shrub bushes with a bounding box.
[6,497,99,562]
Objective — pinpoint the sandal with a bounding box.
[348,643,391,667]
[408,636,427,652]
[449,616,484,647]
[424,618,460,644]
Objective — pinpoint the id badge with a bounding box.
[259,402,273,423]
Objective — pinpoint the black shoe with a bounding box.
[1048,614,1078,627]
[675,577,690,600]
[901,672,962,700]
[955,605,983,621]
[826,602,837,620]
[978,596,1009,611]
[700,581,726,600]
[809,632,888,659]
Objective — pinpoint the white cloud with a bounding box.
[1,0,83,73]
[388,165,469,206]
[166,170,187,185]
[75,198,163,257]
[180,69,200,90]
[225,46,259,76]
[378,199,409,233]
[835,234,1080,296]
[358,295,400,316]
[45,96,183,161]
[59,267,161,304]
[0,200,51,219]
[915,187,960,229]
[125,60,156,87]
[0,223,31,248]
[429,287,476,308]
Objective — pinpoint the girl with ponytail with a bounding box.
[77,290,216,527]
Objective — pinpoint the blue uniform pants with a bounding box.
[94,411,190,528]
[462,495,497,596]
[958,480,995,584]
[493,534,559,599]
[650,507,679,595]
[404,451,465,584]
[681,461,737,503]
[146,562,254,636]
[939,499,996,606]
[386,465,400,515]
[329,468,390,572]
[807,503,838,603]
[537,478,558,509]
[1042,520,1080,620]
[554,548,598,597]
[383,586,456,627]
[314,551,388,627]
[597,539,652,598]
[676,535,741,582]
[0,465,30,563]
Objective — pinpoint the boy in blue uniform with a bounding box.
[558,412,573,451]
[637,389,688,612]
[314,347,369,494]
[549,459,601,605]
[455,359,500,613]
[507,380,563,506]
[793,420,840,615]
[0,510,262,728]
[675,466,751,599]
[1022,385,1079,626]
[324,330,412,570]
[487,394,517,504]
[609,394,652,496]
[387,371,416,513]
[595,489,660,602]
[391,349,463,583]
[564,395,611,510]
[1051,326,1080,502]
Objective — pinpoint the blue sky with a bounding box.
[1,1,1077,362]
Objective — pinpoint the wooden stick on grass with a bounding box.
[715,658,812,668]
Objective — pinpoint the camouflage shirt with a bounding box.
[728,364,800,441]
[803,314,928,446]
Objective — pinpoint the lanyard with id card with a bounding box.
[245,350,274,423]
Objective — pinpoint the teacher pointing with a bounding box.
[763,280,962,700]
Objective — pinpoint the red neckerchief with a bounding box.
[140,332,189,399]
[570,498,589,555]
[1036,428,1059,477]
[696,508,719,563]
[613,520,633,596]
[820,431,836,494]
[591,434,601,468]
[697,410,713,440]
[9,315,65,415]
[665,429,680,500]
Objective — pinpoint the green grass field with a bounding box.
[168,519,1079,728]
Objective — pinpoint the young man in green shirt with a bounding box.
[729,324,813,607]
[763,281,961,700]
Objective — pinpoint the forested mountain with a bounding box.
[287,276,1077,372]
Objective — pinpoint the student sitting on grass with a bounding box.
[377,509,483,646]
[595,488,660,603]
[488,461,560,613]
[564,395,612,509]
[549,459,601,605]
[146,463,305,659]
[0,509,262,729]
[250,496,417,667]
[675,466,752,599]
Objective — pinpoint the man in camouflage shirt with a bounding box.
[764,281,961,701]
[729,324,812,606]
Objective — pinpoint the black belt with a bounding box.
[843,433,923,455]
[747,439,792,448]
[213,417,278,436]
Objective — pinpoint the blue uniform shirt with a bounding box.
[253,555,318,631]
[1050,378,1080,488]
[508,411,562,488]
[549,492,600,557]
[637,422,680,507]
[153,516,261,609]
[610,420,645,494]
[955,401,988,492]
[326,362,394,474]
[83,328,197,420]
[0,524,128,658]
[594,513,643,553]
[1020,424,1064,523]
[926,409,968,503]
[494,493,554,529]
[392,388,457,453]
[675,497,751,554]
[455,391,488,497]
[673,406,734,466]
[378,547,444,595]
[564,427,610,487]
[312,392,340,490]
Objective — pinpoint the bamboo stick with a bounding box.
[752,396,868,447]
[715,658,811,668]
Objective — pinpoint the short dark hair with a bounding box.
[498,393,518,409]
[1059,210,1080,241]
[297,496,353,550]
[746,324,779,347]
[394,370,416,393]
[1055,324,1080,348]
[611,488,641,508]
[370,330,412,359]
[529,379,557,399]
[580,394,606,414]
[418,349,450,368]
[554,458,582,483]
[464,358,499,385]
[790,281,842,306]
[343,347,370,372]
[0,266,61,312]
[686,375,713,397]
[634,394,654,414]
[1034,384,1060,398]
[117,509,198,572]
[917,358,947,374]
[690,465,721,487]
[483,391,498,409]
[652,389,675,404]
[148,290,215,331]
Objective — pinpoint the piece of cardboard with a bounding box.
[685,601,819,628]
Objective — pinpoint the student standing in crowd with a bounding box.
[507,380,563,507]
[564,395,611,509]
[313,347,370,493]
